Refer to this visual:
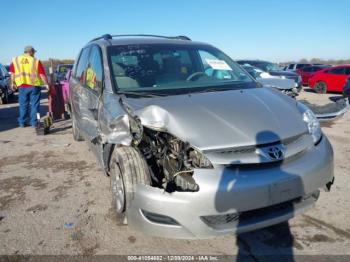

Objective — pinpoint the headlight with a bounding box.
[302,109,322,144]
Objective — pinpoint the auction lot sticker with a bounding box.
[205,59,232,71]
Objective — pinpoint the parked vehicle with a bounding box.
[55,64,73,82]
[309,65,350,93]
[0,63,13,104]
[241,64,298,97]
[237,60,303,91]
[4,65,10,74]
[70,34,334,239]
[60,69,72,113]
[242,64,348,120]
[285,63,312,72]
[343,76,350,100]
[295,65,330,86]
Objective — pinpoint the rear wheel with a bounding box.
[109,146,151,225]
[315,81,327,94]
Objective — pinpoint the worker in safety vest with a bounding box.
[10,46,50,127]
[85,64,96,89]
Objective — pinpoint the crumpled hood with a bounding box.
[125,88,308,151]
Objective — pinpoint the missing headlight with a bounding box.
[137,128,211,192]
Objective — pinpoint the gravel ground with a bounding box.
[0,88,349,258]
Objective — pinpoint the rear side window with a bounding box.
[296,64,311,69]
[327,67,346,75]
[85,46,103,91]
[345,68,350,75]
[74,47,91,84]
[302,67,312,72]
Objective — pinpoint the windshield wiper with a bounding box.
[204,88,232,93]
[116,91,166,98]
[193,86,241,94]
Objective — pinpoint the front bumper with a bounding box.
[127,136,334,239]
[295,82,303,91]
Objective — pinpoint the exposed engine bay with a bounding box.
[117,98,205,193]
[137,127,212,192]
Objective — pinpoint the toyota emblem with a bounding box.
[267,146,284,160]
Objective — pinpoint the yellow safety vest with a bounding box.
[12,54,42,86]
[85,67,96,89]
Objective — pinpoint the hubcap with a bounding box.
[111,164,125,214]
[317,83,326,93]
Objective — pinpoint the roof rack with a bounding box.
[89,34,191,43]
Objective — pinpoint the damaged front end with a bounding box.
[138,127,212,192]
[104,96,212,193]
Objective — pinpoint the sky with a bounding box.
[1,0,349,64]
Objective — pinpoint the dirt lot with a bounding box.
[0,89,349,258]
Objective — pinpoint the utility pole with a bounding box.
[49,58,54,85]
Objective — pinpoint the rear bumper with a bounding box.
[127,136,334,239]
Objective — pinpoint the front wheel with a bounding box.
[314,81,327,94]
[109,147,151,225]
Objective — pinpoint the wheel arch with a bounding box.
[102,143,115,176]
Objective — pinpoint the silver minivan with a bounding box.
[69,34,334,239]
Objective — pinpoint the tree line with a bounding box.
[281,58,350,66]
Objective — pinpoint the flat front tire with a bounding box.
[109,146,151,225]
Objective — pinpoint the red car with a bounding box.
[295,65,329,86]
[308,65,350,93]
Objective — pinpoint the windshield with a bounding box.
[107,44,256,94]
[242,65,263,79]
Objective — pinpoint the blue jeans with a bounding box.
[18,86,41,126]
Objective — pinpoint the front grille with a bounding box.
[211,133,305,155]
[217,147,255,155]
[201,213,239,227]
[227,160,283,171]
[204,133,308,166]
[201,198,300,229]
[239,198,298,225]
